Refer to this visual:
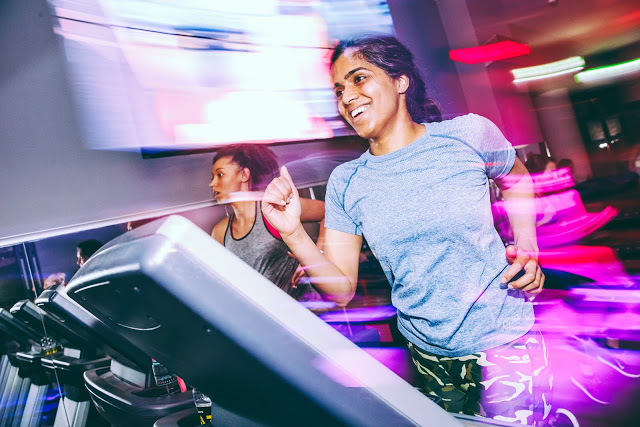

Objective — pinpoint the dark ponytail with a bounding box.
[213,144,279,191]
[331,35,442,123]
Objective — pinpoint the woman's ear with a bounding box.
[396,75,410,94]
[240,167,251,183]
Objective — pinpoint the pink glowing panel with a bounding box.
[531,168,575,193]
[363,347,417,384]
[539,245,631,286]
[569,289,640,303]
[494,189,586,218]
[498,168,575,194]
[492,175,624,284]
[600,311,640,341]
[300,300,337,311]
[535,205,618,248]
[492,185,618,249]
[542,333,640,414]
[319,305,397,323]
[449,40,530,64]
[534,300,607,335]
[539,245,619,266]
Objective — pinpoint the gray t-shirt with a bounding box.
[325,114,534,357]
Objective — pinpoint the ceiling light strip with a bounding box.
[511,56,585,79]
[575,58,640,83]
[513,66,586,83]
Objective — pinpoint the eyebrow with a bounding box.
[334,67,369,88]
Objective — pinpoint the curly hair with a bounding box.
[331,35,442,123]
[212,144,279,190]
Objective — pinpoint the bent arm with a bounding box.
[299,198,325,223]
[299,198,326,250]
[284,225,361,307]
[495,157,545,292]
[262,166,359,306]
[494,157,537,251]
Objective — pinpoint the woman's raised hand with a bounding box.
[261,166,302,238]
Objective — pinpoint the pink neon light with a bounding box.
[532,168,575,193]
[449,40,530,64]
[492,164,619,251]
[538,245,631,285]
[493,191,618,249]
[176,376,187,393]
[614,10,640,26]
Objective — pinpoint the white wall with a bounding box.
[434,0,543,147]
[388,0,468,119]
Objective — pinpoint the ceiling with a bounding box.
[470,0,640,63]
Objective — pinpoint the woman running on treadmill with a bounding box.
[209,143,325,306]
[261,35,551,424]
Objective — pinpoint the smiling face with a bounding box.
[331,49,408,141]
[208,156,250,202]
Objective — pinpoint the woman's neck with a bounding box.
[230,200,256,223]
[368,114,425,156]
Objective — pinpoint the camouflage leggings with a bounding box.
[408,328,552,425]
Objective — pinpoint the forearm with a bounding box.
[495,159,544,292]
[284,224,355,307]
[315,218,326,251]
[500,173,537,250]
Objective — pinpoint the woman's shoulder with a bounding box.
[430,113,494,130]
[211,216,230,244]
[428,113,506,147]
[328,153,368,184]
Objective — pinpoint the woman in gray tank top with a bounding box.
[208,144,326,308]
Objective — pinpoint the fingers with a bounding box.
[509,259,536,289]
[501,244,544,295]
[271,177,293,203]
[262,180,289,207]
[280,166,299,200]
[291,264,307,288]
[501,259,523,285]
[280,166,294,189]
[262,167,297,206]
[505,245,518,263]
[501,246,536,282]
[261,190,285,207]
[508,259,544,294]
[523,268,545,294]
